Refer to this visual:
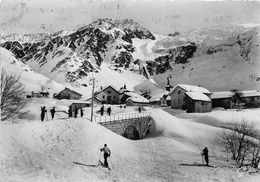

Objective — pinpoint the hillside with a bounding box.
[0,47,64,95]
[1,20,260,95]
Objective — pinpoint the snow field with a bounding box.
[1,98,260,181]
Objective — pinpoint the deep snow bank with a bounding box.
[0,119,134,182]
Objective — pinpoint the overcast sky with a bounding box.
[0,0,260,34]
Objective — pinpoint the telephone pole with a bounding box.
[90,77,95,122]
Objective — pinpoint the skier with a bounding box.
[80,108,84,118]
[68,106,73,118]
[107,106,111,116]
[202,147,209,166]
[40,106,47,122]
[100,144,111,167]
[100,105,104,116]
[138,106,141,113]
[74,108,78,118]
[50,107,56,120]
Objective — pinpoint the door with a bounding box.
[107,95,111,104]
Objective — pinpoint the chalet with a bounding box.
[211,91,235,109]
[70,101,90,111]
[54,88,82,100]
[149,91,170,106]
[185,92,212,113]
[169,84,211,109]
[95,86,120,104]
[239,90,260,108]
[125,92,149,106]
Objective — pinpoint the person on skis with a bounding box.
[202,147,209,166]
[40,106,47,122]
[100,144,111,167]
[50,107,56,120]
[107,106,111,116]
[68,106,73,118]
[138,106,141,113]
[80,108,84,118]
[100,105,104,116]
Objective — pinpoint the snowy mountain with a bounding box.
[133,25,260,92]
[1,19,260,95]
[0,47,64,95]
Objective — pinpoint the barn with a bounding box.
[70,101,90,111]
[95,86,120,104]
[169,84,211,109]
[125,92,149,106]
[185,92,212,113]
[211,91,235,109]
[54,88,82,100]
[239,90,260,108]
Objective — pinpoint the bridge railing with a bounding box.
[94,111,151,123]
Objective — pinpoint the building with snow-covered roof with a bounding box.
[169,84,211,109]
[94,85,120,104]
[125,92,149,106]
[185,92,212,113]
[54,88,82,100]
[149,90,171,107]
[211,91,235,109]
[239,90,260,108]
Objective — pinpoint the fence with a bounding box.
[94,111,151,123]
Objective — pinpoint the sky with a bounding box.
[0,0,260,35]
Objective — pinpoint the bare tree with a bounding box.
[220,121,260,167]
[1,69,27,121]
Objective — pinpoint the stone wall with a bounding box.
[99,116,152,139]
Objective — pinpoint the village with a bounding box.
[28,77,260,118]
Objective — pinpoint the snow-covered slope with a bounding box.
[1,20,260,95]
[1,19,151,94]
[134,25,260,92]
[0,47,64,95]
[1,101,260,181]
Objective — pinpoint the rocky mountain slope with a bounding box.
[1,19,260,94]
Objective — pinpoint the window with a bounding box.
[178,90,181,94]
[251,97,255,102]
[113,96,116,99]
[108,90,111,94]
[103,95,105,99]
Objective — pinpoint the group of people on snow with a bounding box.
[40,106,56,121]
[40,105,84,121]
[99,105,112,116]
[68,106,84,118]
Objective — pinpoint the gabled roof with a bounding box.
[95,85,119,95]
[62,87,82,96]
[240,90,260,97]
[185,92,211,102]
[126,92,149,103]
[85,96,102,102]
[149,90,169,102]
[211,91,234,99]
[169,84,211,95]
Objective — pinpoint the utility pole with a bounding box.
[90,77,95,122]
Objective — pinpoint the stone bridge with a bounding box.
[97,112,153,140]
